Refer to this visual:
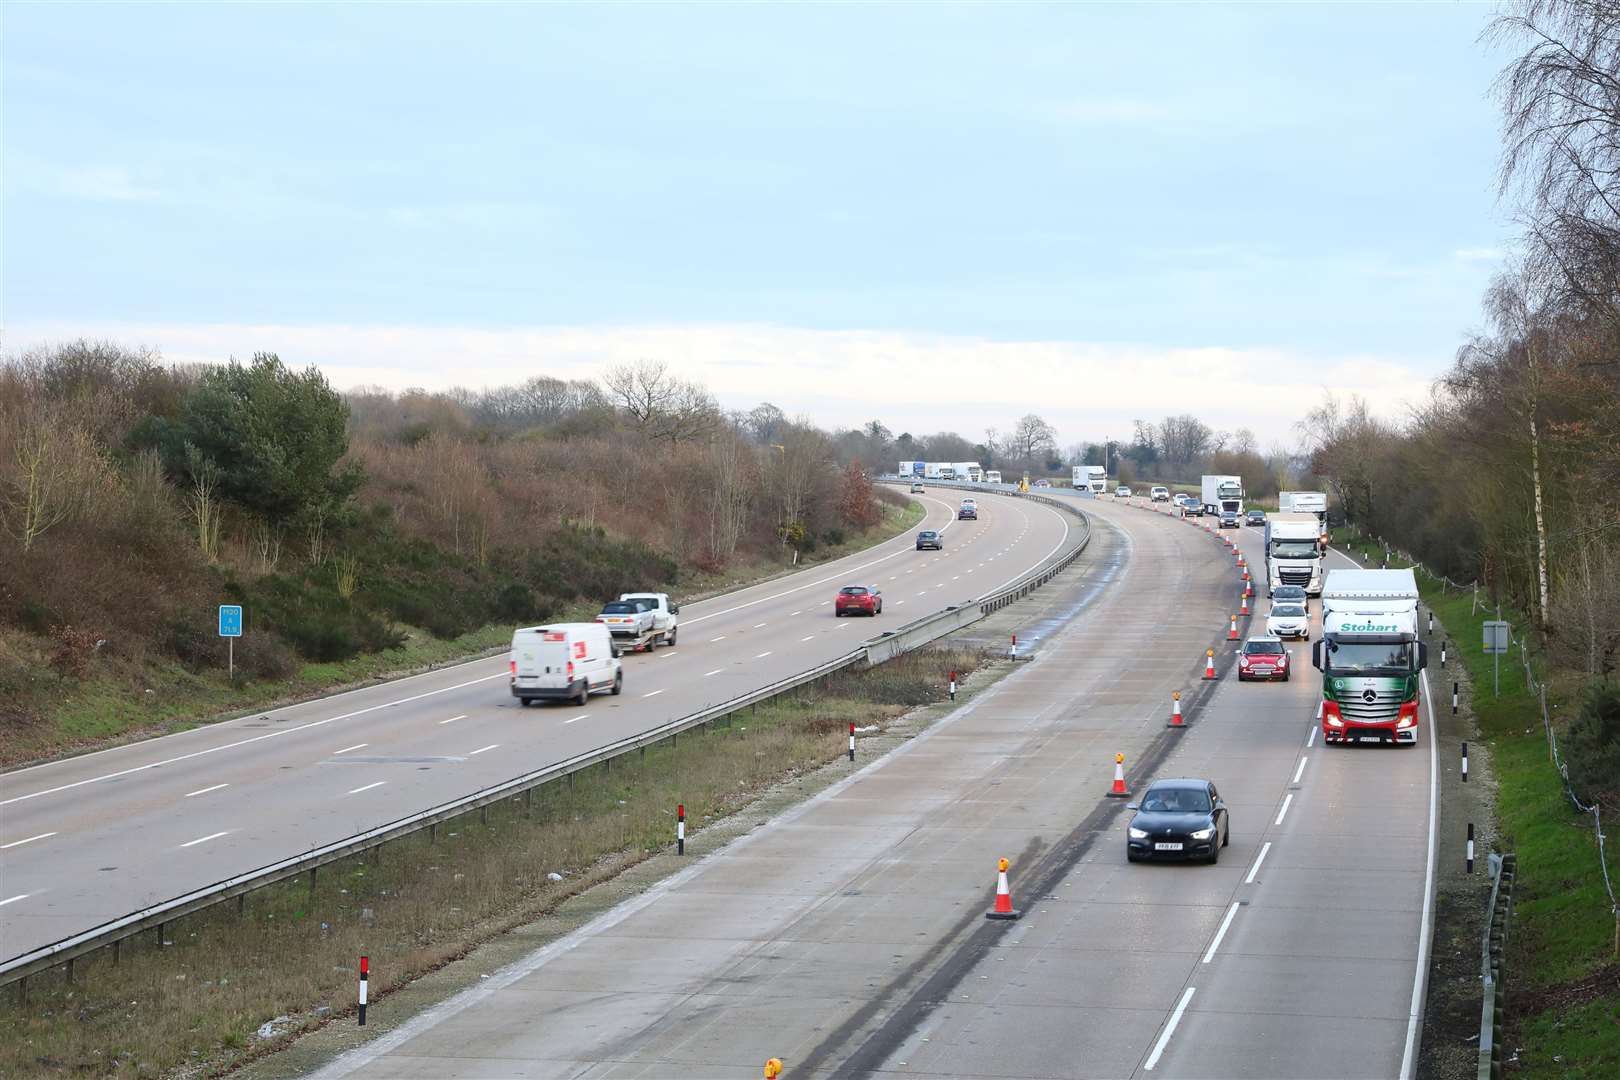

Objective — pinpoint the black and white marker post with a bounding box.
[1462,741,1470,782]
[676,803,686,855]
[358,955,368,1026]
[1466,823,1475,873]
[848,722,855,762]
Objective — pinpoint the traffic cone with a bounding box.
[1168,691,1185,728]
[1202,648,1217,679]
[1228,614,1239,640]
[985,857,1021,920]
[1240,593,1250,616]
[1107,753,1130,797]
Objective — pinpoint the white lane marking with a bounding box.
[1202,900,1241,963]
[1,671,507,807]
[710,635,727,642]
[469,744,499,756]
[755,651,773,659]
[0,894,29,907]
[1245,841,1272,885]
[0,832,57,849]
[1306,724,1317,748]
[800,635,816,642]
[1399,670,1441,1080]
[438,714,467,725]
[1291,756,1308,784]
[642,689,665,698]
[703,670,723,677]
[753,622,767,629]
[1273,792,1294,826]
[180,831,230,848]
[564,714,589,723]
[347,781,386,795]
[1144,986,1196,1070]
[334,743,368,755]
[183,784,229,799]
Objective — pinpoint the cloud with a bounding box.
[58,166,159,202]
[3,320,1438,446]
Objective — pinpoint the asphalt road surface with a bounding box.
[303,493,1437,1080]
[0,488,1080,963]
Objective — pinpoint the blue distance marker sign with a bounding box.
[218,605,243,638]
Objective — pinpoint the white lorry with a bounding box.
[1072,465,1107,493]
[1279,490,1330,546]
[1263,513,1324,596]
[1201,474,1244,516]
[1312,569,1428,746]
[510,623,623,706]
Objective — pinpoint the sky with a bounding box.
[3,2,1514,448]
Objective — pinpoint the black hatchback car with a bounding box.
[916,529,943,550]
[1126,778,1230,864]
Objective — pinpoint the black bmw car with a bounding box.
[1126,778,1230,864]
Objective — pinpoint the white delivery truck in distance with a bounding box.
[1263,514,1324,596]
[511,623,623,706]
[1312,569,1428,746]
[1201,475,1244,516]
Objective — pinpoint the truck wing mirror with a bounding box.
[1415,641,1429,672]
[1311,640,1325,671]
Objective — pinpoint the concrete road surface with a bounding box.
[0,489,1079,962]
[301,495,1437,1080]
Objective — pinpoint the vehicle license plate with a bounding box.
[1154,842,1183,851]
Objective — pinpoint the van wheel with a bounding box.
[574,682,588,707]
[611,671,623,695]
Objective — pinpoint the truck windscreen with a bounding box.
[1272,541,1318,558]
[1326,641,1412,676]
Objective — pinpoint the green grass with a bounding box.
[1330,526,1620,1077]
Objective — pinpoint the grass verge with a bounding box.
[1331,527,1619,1079]
[0,499,928,769]
[0,644,990,1079]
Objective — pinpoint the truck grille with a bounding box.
[1337,688,1405,724]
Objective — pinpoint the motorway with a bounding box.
[0,488,1079,963]
[303,493,1438,1080]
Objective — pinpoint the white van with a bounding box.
[510,623,622,706]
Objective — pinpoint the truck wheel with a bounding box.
[611,671,623,696]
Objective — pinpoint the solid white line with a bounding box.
[0,832,57,849]
[0,671,506,807]
[703,670,723,678]
[1274,792,1294,826]
[184,784,229,799]
[1201,901,1241,963]
[1245,841,1272,885]
[1306,724,1317,748]
[1292,756,1308,784]
[642,689,665,698]
[347,782,386,795]
[334,743,368,755]
[0,894,29,907]
[755,651,772,659]
[439,714,467,725]
[469,744,499,756]
[1399,671,1441,1080]
[564,714,588,724]
[180,831,229,848]
[1144,987,1196,1070]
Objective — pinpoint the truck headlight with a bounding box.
[1190,827,1214,840]
[1128,827,1149,840]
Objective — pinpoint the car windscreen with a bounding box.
[1271,605,1306,617]
[840,587,869,595]
[1243,640,1285,655]
[1326,641,1412,676]
[1140,788,1212,813]
[600,602,638,614]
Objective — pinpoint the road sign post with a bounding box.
[219,605,243,682]
[1482,620,1510,698]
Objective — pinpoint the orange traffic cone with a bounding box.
[1241,593,1250,616]
[1228,614,1240,640]
[1168,691,1185,728]
[986,857,1021,920]
[1107,752,1130,797]
[1202,648,1217,679]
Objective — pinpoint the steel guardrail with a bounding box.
[0,488,1091,990]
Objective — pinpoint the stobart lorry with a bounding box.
[1264,513,1324,596]
[1312,568,1428,746]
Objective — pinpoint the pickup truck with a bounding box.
[619,592,680,648]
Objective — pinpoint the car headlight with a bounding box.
[1190,827,1214,840]
[1128,827,1149,840]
